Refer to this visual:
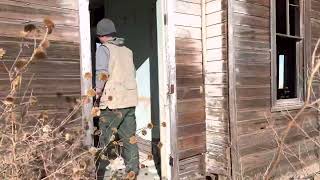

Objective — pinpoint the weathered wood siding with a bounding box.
[0,1,80,117]
[175,0,206,178]
[205,0,229,176]
[228,0,320,178]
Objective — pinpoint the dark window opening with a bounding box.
[276,0,286,34]
[276,0,300,36]
[275,0,302,100]
[276,37,297,99]
[289,1,300,36]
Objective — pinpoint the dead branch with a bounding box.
[263,39,320,179]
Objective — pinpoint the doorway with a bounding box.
[89,0,161,179]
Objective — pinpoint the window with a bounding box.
[272,0,304,110]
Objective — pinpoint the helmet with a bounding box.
[96,18,116,36]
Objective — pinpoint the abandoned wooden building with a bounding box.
[0,0,319,179]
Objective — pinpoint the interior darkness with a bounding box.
[289,0,299,5]
[276,0,286,34]
[276,0,300,36]
[289,2,300,36]
[276,36,297,99]
[89,2,105,147]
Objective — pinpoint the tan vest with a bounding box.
[99,42,138,109]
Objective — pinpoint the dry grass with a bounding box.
[0,18,161,180]
[262,40,320,179]
[0,19,94,180]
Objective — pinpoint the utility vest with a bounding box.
[99,42,138,109]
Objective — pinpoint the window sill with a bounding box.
[271,98,305,112]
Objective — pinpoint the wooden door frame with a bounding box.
[157,0,177,179]
[78,0,177,179]
[78,0,94,146]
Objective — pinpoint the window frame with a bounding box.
[271,0,307,111]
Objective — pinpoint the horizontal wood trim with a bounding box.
[236,76,270,87]
[176,25,202,40]
[178,146,206,160]
[236,98,271,110]
[207,23,227,38]
[206,60,227,73]
[177,110,205,126]
[179,155,204,178]
[0,38,80,59]
[0,0,79,27]
[176,0,201,16]
[177,75,204,87]
[176,37,202,52]
[207,48,227,61]
[206,0,227,14]
[179,0,202,4]
[206,108,228,122]
[233,13,269,28]
[175,12,202,28]
[233,0,270,19]
[236,86,270,99]
[237,112,318,135]
[177,86,204,100]
[178,134,206,151]
[207,36,227,49]
[206,10,227,26]
[176,63,203,76]
[5,0,79,10]
[234,25,270,41]
[177,123,206,138]
[0,19,80,42]
[206,96,228,109]
[206,133,229,147]
[234,37,270,50]
[234,49,270,63]
[205,72,227,85]
[235,0,270,7]
[177,98,205,113]
[205,85,228,97]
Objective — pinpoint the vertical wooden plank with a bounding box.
[157,0,173,179]
[205,0,230,177]
[175,0,206,178]
[167,0,179,179]
[201,0,207,176]
[78,0,93,146]
[271,0,277,108]
[228,0,241,179]
[305,0,311,93]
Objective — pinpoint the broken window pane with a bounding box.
[278,55,285,90]
[276,36,297,99]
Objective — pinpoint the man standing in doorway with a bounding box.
[95,18,139,180]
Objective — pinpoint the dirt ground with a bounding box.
[104,152,160,180]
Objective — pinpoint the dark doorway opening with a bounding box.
[89,0,161,179]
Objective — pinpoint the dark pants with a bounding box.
[96,107,139,180]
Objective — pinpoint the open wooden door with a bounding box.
[158,0,206,179]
